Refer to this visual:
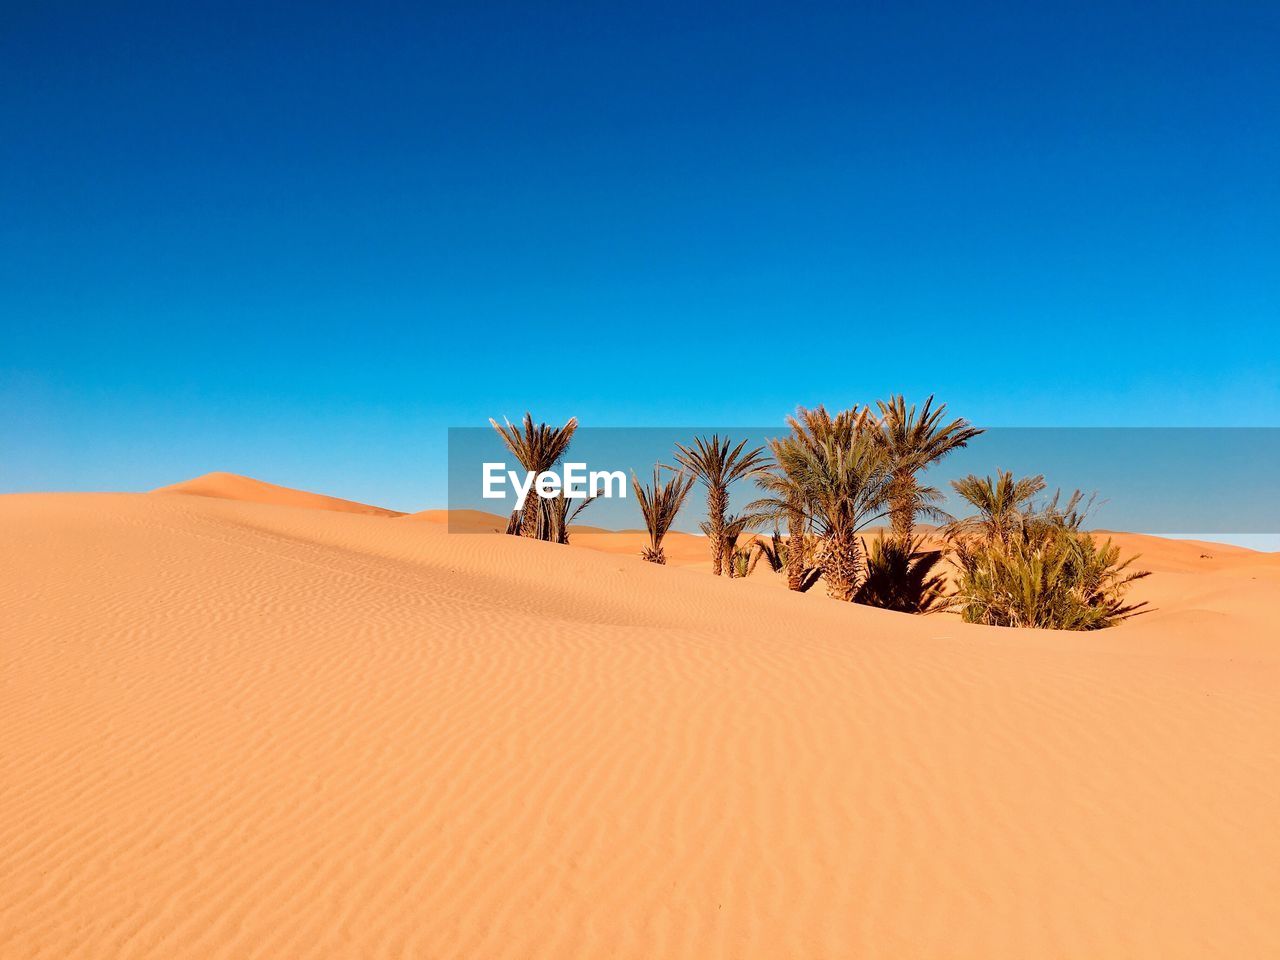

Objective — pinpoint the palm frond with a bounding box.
[872,395,982,542]
[489,413,579,539]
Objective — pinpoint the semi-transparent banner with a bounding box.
[447,426,1280,538]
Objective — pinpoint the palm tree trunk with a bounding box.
[891,469,914,544]
[786,506,805,591]
[823,529,860,601]
[520,493,540,538]
[708,486,727,575]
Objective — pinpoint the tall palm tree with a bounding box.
[631,467,695,564]
[947,470,1046,546]
[751,405,871,590]
[873,395,982,544]
[771,431,891,601]
[489,413,579,538]
[673,435,768,575]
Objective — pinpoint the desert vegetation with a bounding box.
[632,466,695,564]
[489,403,1150,630]
[749,530,824,591]
[873,395,983,543]
[685,398,1148,629]
[673,436,768,576]
[946,473,1150,629]
[491,413,596,543]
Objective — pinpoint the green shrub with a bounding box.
[949,478,1150,630]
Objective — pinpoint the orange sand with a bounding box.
[2,474,1277,958]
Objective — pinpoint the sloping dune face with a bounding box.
[153,471,405,517]
[1,493,1277,959]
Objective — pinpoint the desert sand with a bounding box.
[2,473,1278,958]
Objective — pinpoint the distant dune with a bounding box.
[404,507,760,567]
[406,507,620,538]
[154,471,405,517]
[2,475,1277,958]
[406,506,509,531]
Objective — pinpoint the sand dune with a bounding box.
[2,482,1277,958]
[154,471,405,517]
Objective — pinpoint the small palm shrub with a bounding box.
[632,467,695,564]
[753,529,823,590]
[949,479,1150,629]
[854,535,948,613]
[754,530,787,572]
[729,543,761,578]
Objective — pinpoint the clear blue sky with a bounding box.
[3,1,1277,511]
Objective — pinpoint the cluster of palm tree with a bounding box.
[740,397,978,603]
[669,397,1147,628]
[489,401,1150,629]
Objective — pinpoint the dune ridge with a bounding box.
[154,471,404,517]
[2,482,1277,959]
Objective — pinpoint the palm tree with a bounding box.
[542,490,598,545]
[751,405,872,590]
[489,413,579,538]
[673,435,768,576]
[873,395,982,544]
[771,430,891,601]
[700,512,764,578]
[946,470,1046,546]
[631,467,695,564]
